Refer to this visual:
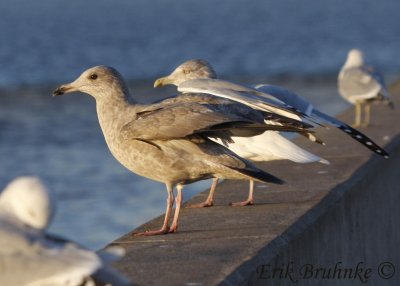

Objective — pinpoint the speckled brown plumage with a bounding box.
[53,65,292,235]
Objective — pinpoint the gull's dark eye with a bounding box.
[89,73,98,80]
[182,69,190,75]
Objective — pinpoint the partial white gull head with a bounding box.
[154,59,217,87]
[0,176,55,230]
[344,49,364,68]
[0,177,132,286]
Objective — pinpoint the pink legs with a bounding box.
[133,183,175,236]
[133,177,256,237]
[186,178,218,208]
[133,183,184,236]
[168,184,183,233]
[187,178,256,208]
[230,180,254,207]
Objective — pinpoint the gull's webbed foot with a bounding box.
[230,199,254,207]
[186,200,214,208]
[132,227,169,236]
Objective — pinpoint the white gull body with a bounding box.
[0,177,131,286]
[338,49,393,127]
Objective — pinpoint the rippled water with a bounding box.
[0,0,398,249]
[0,0,399,87]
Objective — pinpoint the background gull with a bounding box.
[53,66,318,235]
[155,60,330,207]
[338,49,394,127]
[155,59,389,159]
[156,61,322,124]
[0,176,132,286]
[155,61,313,122]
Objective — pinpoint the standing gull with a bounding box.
[155,60,330,207]
[338,49,394,127]
[154,60,389,205]
[53,66,313,235]
[155,59,389,158]
[0,176,132,286]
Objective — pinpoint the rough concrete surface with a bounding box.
[110,81,400,286]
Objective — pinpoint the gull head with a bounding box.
[0,177,55,230]
[154,59,217,88]
[345,49,364,68]
[53,66,129,100]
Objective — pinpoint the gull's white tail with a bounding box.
[211,131,329,164]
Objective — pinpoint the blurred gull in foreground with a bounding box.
[0,176,132,286]
[155,60,330,207]
[338,49,394,127]
[53,66,320,234]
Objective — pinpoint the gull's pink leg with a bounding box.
[169,184,184,233]
[133,183,174,236]
[231,180,254,207]
[186,178,218,208]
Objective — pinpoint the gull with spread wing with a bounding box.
[154,60,331,207]
[154,59,389,207]
[155,59,388,158]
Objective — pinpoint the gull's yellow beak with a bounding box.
[154,77,165,88]
[52,83,77,96]
[153,76,172,88]
[153,78,163,88]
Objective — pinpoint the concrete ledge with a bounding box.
[110,81,400,286]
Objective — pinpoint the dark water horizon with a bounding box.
[0,0,399,88]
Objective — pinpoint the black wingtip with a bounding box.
[312,110,390,158]
[337,125,389,158]
[235,168,285,185]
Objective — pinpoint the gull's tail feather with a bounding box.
[260,132,330,165]
[210,131,329,165]
[312,110,389,158]
[378,88,394,109]
[384,97,395,109]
